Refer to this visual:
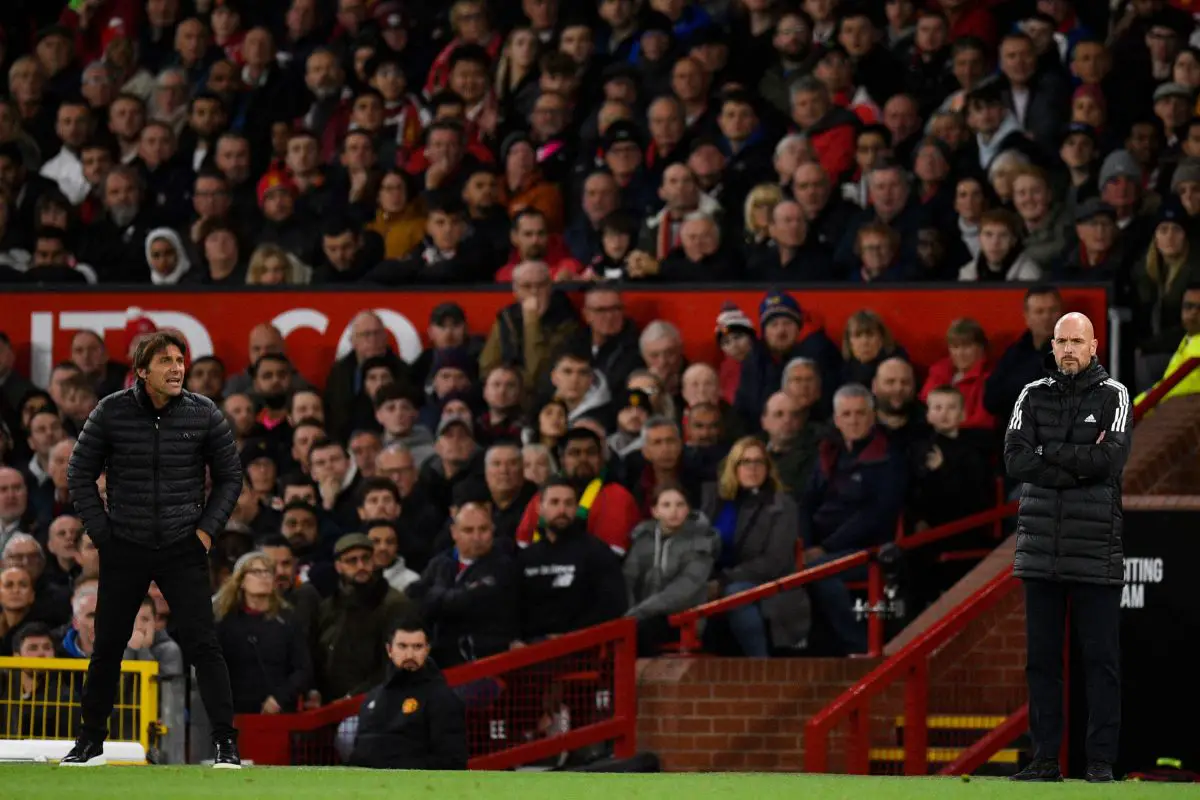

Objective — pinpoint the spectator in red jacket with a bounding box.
[790,75,859,184]
[515,428,640,555]
[715,302,755,406]
[58,0,141,67]
[919,317,996,431]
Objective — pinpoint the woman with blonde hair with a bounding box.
[214,552,312,714]
[699,437,806,656]
[743,183,784,245]
[840,309,905,386]
[246,244,311,285]
[494,26,541,117]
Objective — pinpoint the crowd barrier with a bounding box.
[0,656,160,762]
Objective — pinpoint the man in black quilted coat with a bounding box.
[61,332,244,768]
[1004,312,1131,785]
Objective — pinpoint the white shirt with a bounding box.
[1010,87,1030,129]
[27,455,49,487]
[40,148,90,205]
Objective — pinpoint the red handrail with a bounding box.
[1131,357,1200,423]
[236,618,638,769]
[939,704,1030,776]
[804,564,1021,774]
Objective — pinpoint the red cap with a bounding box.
[256,170,298,208]
[101,18,127,53]
[124,307,158,354]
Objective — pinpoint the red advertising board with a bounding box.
[0,286,1108,390]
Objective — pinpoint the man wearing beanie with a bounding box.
[734,290,840,430]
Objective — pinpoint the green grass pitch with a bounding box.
[0,766,1191,799]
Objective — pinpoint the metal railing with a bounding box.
[236,618,638,770]
[0,656,160,756]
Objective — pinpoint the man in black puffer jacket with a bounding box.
[1004,312,1131,785]
[63,332,244,769]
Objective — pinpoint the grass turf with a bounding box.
[0,766,1189,800]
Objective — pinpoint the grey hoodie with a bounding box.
[622,514,720,621]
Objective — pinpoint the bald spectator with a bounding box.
[69,330,128,398]
[566,171,622,264]
[873,356,930,452]
[406,502,520,667]
[225,324,315,400]
[479,261,580,398]
[43,514,82,591]
[760,391,821,501]
[638,164,722,261]
[325,312,413,442]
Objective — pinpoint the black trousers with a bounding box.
[1023,579,1121,765]
[81,534,236,744]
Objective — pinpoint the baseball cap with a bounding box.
[240,438,276,471]
[1154,82,1192,102]
[437,412,474,437]
[602,120,645,152]
[1171,158,1200,191]
[373,1,405,29]
[430,302,466,326]
[1073,198,1116,226]
[333,533,374,559]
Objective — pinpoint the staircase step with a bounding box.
[894,715,1008,730]
[869,747,1020,765]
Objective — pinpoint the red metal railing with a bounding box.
[803,564,1022,775]
[668,495,1016,657]
[1131,357,1199,423]
[236,618,638,769]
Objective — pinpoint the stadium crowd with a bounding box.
[3,0,1200,761]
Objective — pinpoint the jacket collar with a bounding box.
[1044,354,1108,389]
[133,380,185,414]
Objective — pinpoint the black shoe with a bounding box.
[1010,758,1063,782]
[59,737,106,767]
[213,737,242,769]
[1086,762,1115,782]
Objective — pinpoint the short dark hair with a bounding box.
[387,610,428,642]
[287,390,323,417]
[133,331,188,373]
[256,533,294,551]
[373,381,419,410]
[362,518,398,537]
[280,472,318,494]
[252,353,291,377]
[1024,284,1062,304]
[321,214,358,239]
[542,475,578,497]
[356,476,400,507]
[511,207,545,230]
[307,436,344,460]
[448,43,491,71]
[650,480,690,508]
[12,621,54,653]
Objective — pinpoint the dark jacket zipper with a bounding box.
[153,415,162,546]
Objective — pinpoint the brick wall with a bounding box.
[636,585,1027,772]
[1124,395,1200,495]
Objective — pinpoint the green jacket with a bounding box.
[316,577,411,699]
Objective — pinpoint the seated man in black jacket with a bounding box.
[407,502,519,667]
[349,613,467,770]
[517,477,627,641]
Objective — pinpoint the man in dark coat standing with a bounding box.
[1004,312,1131,784]
[64,332,243,768]
[349,613,467,770]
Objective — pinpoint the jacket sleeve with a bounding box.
[724,496,799,585]
[198,402,244,535]
[1041,383,1132,480]
[67,400,112,543]
[579,546,629,627]
[422,685,468,770]
[628,533,719,620]
[436,560,517,622]
[478,320,503,377]
[817,457,906,554]
[1003,388,1080,488]
[277,620,314,707]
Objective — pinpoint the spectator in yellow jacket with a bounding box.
[1136,283,1200,407]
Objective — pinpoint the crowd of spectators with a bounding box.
[3,0,1200,750]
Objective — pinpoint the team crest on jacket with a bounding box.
[402,698,419,714]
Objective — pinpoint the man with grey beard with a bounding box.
[78,165,156,281]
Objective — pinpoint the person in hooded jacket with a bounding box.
[143,227,193,285]
[517,477,627,640]
[1003,312,1130,784]
[623,483,720,656]
[349,613,467,770]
